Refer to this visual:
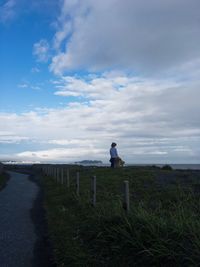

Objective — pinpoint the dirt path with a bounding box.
[0,171,53,267]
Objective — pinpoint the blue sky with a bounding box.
[0,1,58,112]
[0,0,200,164]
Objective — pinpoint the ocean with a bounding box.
[123,164,200,170]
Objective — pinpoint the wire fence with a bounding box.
[37,165,130,214]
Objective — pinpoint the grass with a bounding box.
[39,165,200,266]
[0,172,9,191]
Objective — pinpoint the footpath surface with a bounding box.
[0,171,50,267]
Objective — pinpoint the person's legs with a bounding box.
[110,158,115,168]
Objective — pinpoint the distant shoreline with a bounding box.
[3,162,200,170]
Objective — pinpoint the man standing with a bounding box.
[110,142,119,168]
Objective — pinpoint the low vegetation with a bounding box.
[161,164,173,170]
[40,165,200,266]
[0,171,9,191]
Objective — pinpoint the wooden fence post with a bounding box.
[48,166,50,176]
[123,180,130,213]
[61,168,64,184]
[44,166,46,175]
[47,166,49,176]
[66,169,70,188]
[57,168,59,183]
[54,167,57,181]
[76,172,80,196]
[91,176,96,207]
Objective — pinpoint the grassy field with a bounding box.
[40,165,200,266]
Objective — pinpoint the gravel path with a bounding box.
[0,171,39,267]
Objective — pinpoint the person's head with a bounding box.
[111,142,117,147]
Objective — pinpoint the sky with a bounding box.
[0,0,200,164]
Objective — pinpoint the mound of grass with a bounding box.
[41,166,200,266]
[162,164,173,170]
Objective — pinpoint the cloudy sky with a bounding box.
[0,0,200,164]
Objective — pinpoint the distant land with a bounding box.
[1,160,200,170]
[75,160,103,165]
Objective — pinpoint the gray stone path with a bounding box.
[0,171,39,267]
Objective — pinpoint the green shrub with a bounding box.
[162,164,173,170]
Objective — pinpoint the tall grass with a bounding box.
[41,166,200,266]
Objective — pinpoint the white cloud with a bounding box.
[17,81,41,91]
[0,0,60,24]
[31,67,40,73]
[16,146,104,162]
[18,83,28,88]
[33,39,50,62]
[0,132,30,144]
[50,0,200,75]
[1,1,199,164]
[0,72,200,163]
[48,139,92,146]
[53,23,72,50]
[0,0,16,23]
[31,86,41,91]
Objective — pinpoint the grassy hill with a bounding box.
[39,165,200,266]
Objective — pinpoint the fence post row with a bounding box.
[41,166,131,214]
